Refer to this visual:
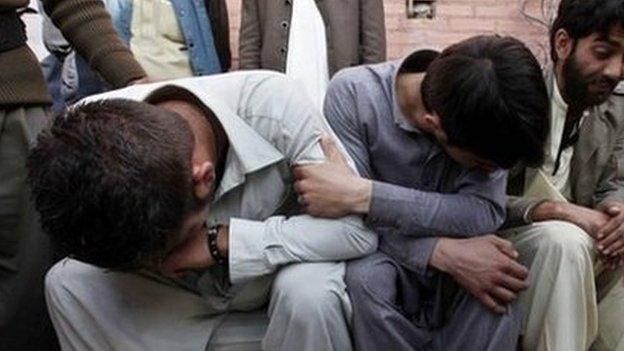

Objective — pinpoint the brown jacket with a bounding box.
[239,0,386,76]
[0,0,145,106]
[506,70,624,226]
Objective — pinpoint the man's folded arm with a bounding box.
[368,175,507,237]
[228,74,377,284]
[228,214,377,284]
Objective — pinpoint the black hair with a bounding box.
[28,99,196,269]
[550,0,624,62]
[422,35,549,169]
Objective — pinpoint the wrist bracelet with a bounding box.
[206,223,226,265]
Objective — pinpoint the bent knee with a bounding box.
[342,220,379,256]
[529,221,595,265]
[272,263,346,315]
[346,254,398,302]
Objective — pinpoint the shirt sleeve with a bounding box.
[226,74,378,284]
[369,169,507,237]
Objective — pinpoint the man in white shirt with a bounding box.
[28,72,377,351]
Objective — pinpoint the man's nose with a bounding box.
[604,55,624,80]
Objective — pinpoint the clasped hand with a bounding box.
[293,135,371,218]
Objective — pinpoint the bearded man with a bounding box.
[501,1,624,350]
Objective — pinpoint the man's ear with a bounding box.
[423,113,449,143]
[192,161,215,201]
[554,28,574,62]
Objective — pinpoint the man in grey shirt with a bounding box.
[294,35,550,350]
[28,72,376,351]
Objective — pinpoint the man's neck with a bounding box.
[395,72,431,131]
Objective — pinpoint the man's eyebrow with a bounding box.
[595,34,623,47]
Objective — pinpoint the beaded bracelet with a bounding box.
[206,223,226,266]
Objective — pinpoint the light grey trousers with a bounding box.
[501,220,624,351]
[45,258,353,351]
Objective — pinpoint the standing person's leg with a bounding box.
[346,252,434,351]
[264,262,353,351]
[433,290,522,351]
[0,106,58,350]
[501,220,598,351]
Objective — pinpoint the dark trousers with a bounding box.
[0,107,59,350]
[346,252,522,351]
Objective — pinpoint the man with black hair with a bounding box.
[501,0,624,350]
[293,35,549,350]
[29,73,377,350]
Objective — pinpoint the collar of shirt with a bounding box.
[82,80,285,201]
[552,74,568,115]
[550,75,589,143]
[390,49,440,134]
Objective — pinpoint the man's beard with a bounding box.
[562,53,619,107]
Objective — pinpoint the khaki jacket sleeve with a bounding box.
[595,123,624,207]
[504,195,543,228]
[239,0,262,69]
[42,0,146,88]
[359,0,386,63]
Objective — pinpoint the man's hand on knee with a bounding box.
[429,235,529,314]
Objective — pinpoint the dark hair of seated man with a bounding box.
[28,99,202,269]
[421,35,550,170]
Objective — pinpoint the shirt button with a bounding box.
[281,21,289,29]
[280,46,287,55]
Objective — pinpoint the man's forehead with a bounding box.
[591,24,624,45]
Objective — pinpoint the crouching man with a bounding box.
[28,72,377,350]
[292,35,550,350]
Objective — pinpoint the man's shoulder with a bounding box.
[602,87,624,127]
[328,62,394,100]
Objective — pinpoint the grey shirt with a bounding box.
[324,50,507,279]
[83,71,377,312]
